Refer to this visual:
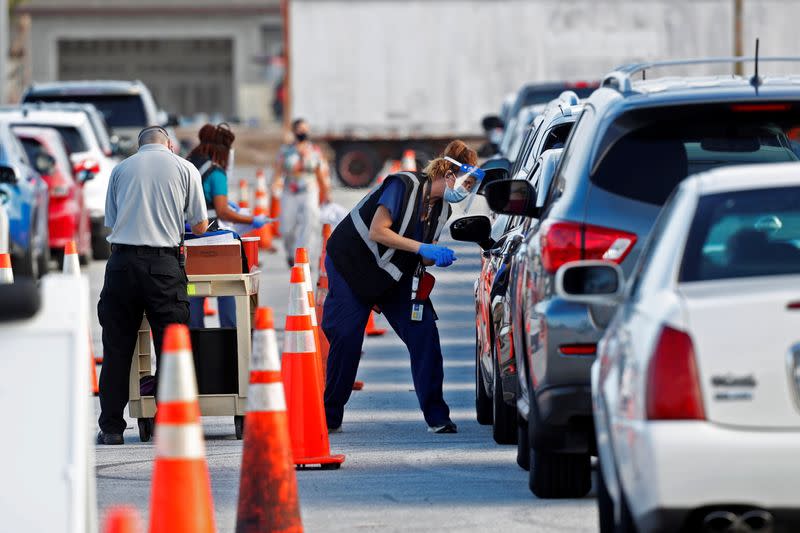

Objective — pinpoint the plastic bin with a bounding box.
[241,236,260,271]
[190,328,239,394]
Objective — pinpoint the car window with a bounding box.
[542,123,573,152]
[26,94,147,128]
[680,186,800,282]
[18,124,88,153]
[19,138,43,164]
[591,104,800,206]
[544,107,594,207]
[517,122,544,176]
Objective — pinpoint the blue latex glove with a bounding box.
[228,200,240,212]
[418,243,457,267]
[252,214,269,229]
[184,222,193,233]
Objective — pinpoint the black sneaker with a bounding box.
[96,431,124,445]
[428,421,458,434]
[328,425,342,434]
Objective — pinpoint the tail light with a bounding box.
[559,343,597,356]
[646,325,705,420]
[540,220,637,273]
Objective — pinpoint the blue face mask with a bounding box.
[444,185,469,203]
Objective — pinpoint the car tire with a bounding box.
[617,486,638,533]
[335,143,380,188]
[492,350,517,444]
[92,233,111,260]
[91,220,111,260]
[596,459,615,533]
[14,244,37,279]
[529,448,591,499]
[475,329,493,425]
[516,414,530,471]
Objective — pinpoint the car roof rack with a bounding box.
[601,56,800,94]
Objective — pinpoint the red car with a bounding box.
[13,126,94,265]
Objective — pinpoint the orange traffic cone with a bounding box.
[63,241,99,395]
[203,298,217,316]
[294,247,323,391]
[313,228,364,391]
[401,149,417,171]
[365,311,387,336]
[315,227,331,385]
[149,324,216,533]
[377,160,402,184]
[102,506,142,533]
[270,195,282,237]
[89,332,100,396]
[235,307,303,533]
[282,266,345,469]
[238,179,251,209]
[63,240,80,274]
[0,252,12,284]
[250,170,275,251]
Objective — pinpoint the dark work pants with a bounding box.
[322,256,450,428]
[97,247,190,434]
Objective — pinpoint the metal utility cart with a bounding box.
[128,271,260,441]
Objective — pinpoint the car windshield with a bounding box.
[681,186,800,282]
[16,124,87,153]
[25,94,146,128]
[591,103,800,206]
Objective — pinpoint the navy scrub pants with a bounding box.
[322,255,451,429]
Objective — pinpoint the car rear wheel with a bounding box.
[91,220,111,260]
[492,351,517,444]
[335,143,380,188]
[14,244,37,279]
[475,328,493,425]
[596,459,615,533]
[516,414,530,470]
[529,448,591,498]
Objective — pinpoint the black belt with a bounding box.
[111,244,180,257]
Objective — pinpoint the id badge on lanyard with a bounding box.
[410,265,425,322]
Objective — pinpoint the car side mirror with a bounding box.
[554,260,625,304]
[450,215,495,250]
[74,159,100,183]
[484,179,540,218]
[0,165,20,185]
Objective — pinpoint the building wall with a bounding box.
[20,2,282,124]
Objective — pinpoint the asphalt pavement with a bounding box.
[89,182,599,532]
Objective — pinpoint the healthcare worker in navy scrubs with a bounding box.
[323,140,478,434]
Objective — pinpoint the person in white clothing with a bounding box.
[273,118,331,268]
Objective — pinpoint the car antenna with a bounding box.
[750,38,762,92]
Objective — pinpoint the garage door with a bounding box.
[58,39,234,118]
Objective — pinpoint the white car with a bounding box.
[0,107,117,258]
[555,163,800,533]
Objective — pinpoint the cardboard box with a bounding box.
[185,242,243,275]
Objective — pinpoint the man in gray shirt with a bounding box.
[96,126,208,445]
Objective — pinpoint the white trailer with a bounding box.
[289,0,740,186]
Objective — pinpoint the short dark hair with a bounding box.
[291,118,306,131]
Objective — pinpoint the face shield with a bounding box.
[443,157,485,208]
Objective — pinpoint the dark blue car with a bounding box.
[0,120,50,278]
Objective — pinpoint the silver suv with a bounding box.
[456,57,800,498]
[22,80,166,156]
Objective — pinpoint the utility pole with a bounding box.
[0,0,8,104]
[733,0,744,76]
